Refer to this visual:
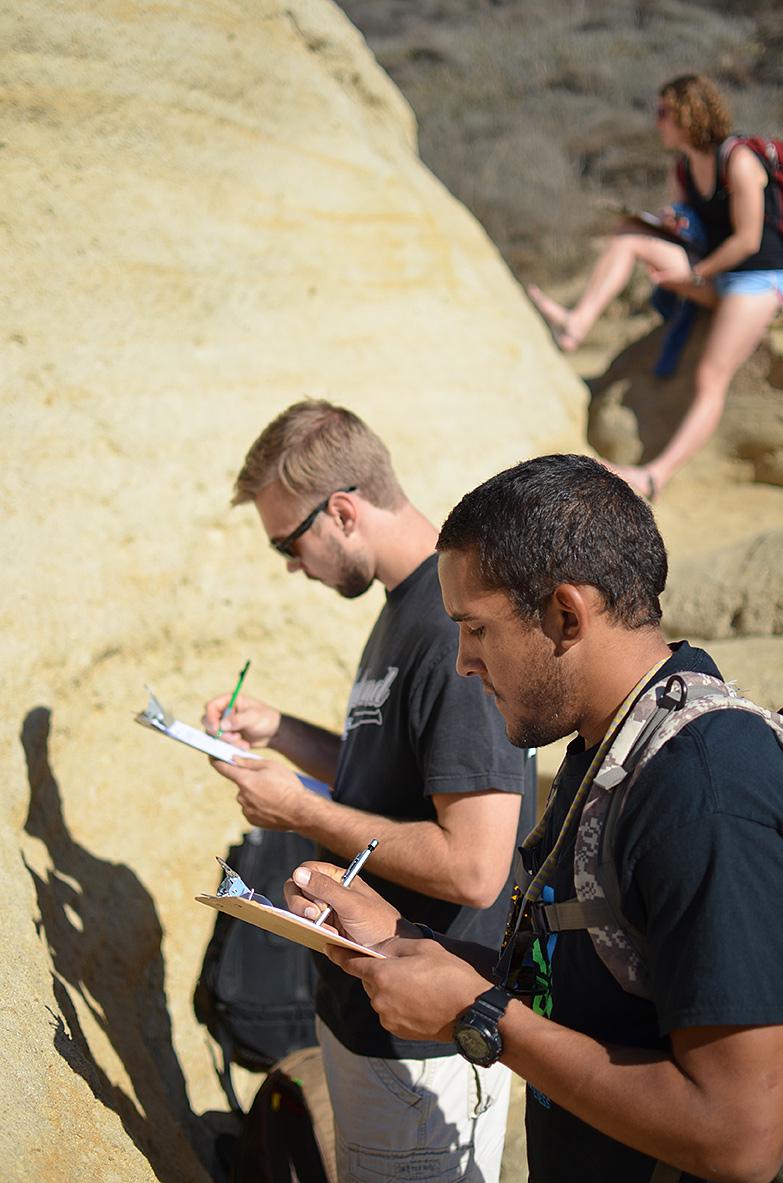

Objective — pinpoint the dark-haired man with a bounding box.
[286,454,783,1183]
[204,400,533,1182]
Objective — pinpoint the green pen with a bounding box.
[216,659,251,737]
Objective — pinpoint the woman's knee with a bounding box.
[608,229,642,252]
[694,358,731,401]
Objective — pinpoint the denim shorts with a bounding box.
[714,269,783,300]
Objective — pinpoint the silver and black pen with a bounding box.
[313,838,379,928]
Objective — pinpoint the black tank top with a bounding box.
[680,141,783,271]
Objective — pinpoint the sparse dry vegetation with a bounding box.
[338,0,783,285]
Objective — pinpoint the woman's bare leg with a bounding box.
[610,290,781,496]
[528,231,691,351]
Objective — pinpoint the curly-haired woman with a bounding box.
[529,74,783,498]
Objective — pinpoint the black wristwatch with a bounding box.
[453,986,513,1067]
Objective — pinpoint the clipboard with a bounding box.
[602,201,689,244]
[622,210,687,244]
[135,688,328,792]
[196,893,386,959]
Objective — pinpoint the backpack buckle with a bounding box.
[528,900,553,935]
[657,674,687,712]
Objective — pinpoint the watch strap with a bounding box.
[467,985,513,1022]
[454,985,512,1067]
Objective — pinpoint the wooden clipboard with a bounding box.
[602,201,689,245]
[196,893,386,958]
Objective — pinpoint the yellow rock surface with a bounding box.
[2,1,585,1176]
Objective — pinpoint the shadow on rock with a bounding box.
[22,705,214,1182]
[585,313,783,485]
[585,312,711,465]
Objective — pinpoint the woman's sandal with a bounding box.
[555,318,583,353]
[527,286,583,352]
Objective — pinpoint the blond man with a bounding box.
[205,400,534,1183]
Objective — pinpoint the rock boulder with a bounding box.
[1,2,585,1177]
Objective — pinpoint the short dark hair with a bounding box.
[437,455,668,629]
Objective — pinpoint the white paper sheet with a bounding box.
[135,689,328,791]
[150,715,263,764]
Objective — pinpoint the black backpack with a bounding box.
[230,1048,334,1183]
[193,827,318,1111]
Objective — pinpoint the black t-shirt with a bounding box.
[524,642,783,1183]
[316,554,531,1058]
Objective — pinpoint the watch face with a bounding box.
[455,1027,491,1061]
[454,989,509,1066]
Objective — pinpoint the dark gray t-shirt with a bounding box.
[316,554,531,1058]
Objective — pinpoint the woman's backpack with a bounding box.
[676,135,783,237]
[720,135,783,237]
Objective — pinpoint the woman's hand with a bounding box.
[656,205,689,235]
[647,265,717,307]
[647,256,693,290]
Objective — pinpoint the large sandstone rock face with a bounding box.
[586,315,783,485]
[1,2,585,1177]
[663,529,783,641]
[570,310,783,735]
[659,529,783,711]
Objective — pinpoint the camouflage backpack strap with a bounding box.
[523,671,783,995]
[537,671,783,1183]
[570,673,728,997]
[520,667,681,979]
[544,674,736,996]
[632,678,783,780]
[577,673,783,997]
